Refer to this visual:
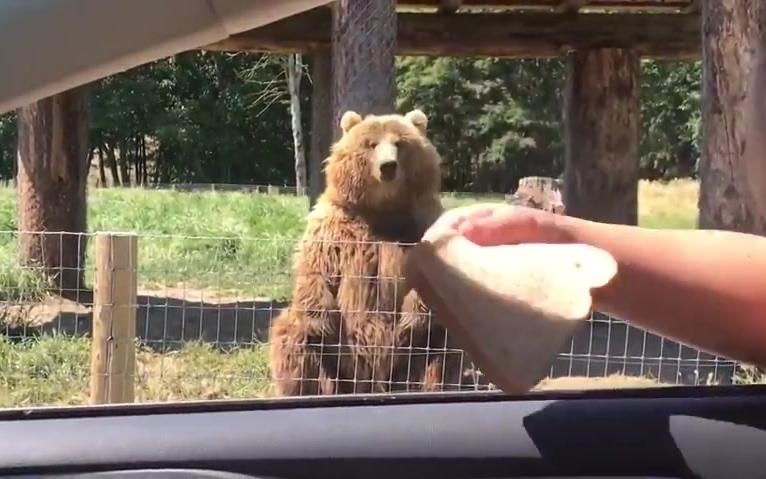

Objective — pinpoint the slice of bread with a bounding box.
[404,205,618,394]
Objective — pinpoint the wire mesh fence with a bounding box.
[0,229,756,409]
[551,312,739,385]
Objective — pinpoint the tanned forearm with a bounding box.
[549,214,766,368]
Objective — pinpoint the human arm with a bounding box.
[456,206,766,369]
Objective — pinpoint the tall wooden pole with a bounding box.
[17,87,89,297]
[308,47,332,208]
[563,48,641,225]
[331,0,398,141]
[90,233,138,405]
[698,0,766,234]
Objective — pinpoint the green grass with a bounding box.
[0,188,310,300]
[0,179,716,408]
[0,179,701,300]
[637,179,699,230]
[0,335,272,408]
[88,189,308,298]
[0,334,91,407]
[0,260,50,302]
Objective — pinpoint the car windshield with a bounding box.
[0,0,757,415]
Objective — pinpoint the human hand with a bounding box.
[436,203,573,247]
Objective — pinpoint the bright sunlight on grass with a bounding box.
[0,179,700,300]
[0,179,704,408]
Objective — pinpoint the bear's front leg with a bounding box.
[391,289,456,392]
[422,332,494,392]
[269,267,344,397]
[395,289,481,393]
[269,309,343,396]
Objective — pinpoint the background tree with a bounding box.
[0,53,704,192]
[0,112,16,183]
[397,57,566,193]
[286,54,307,193]
[640,60,701,180]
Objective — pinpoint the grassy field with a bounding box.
[0,336,272,408]
[0,178,726,408]
[0,178,702,302]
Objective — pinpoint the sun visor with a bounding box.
[0,0,329,114]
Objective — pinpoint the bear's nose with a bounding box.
[379,160,398,181]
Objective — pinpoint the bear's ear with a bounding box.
[340,111,363,134]
[405,109,428,135]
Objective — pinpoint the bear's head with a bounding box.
[323,109,441,213]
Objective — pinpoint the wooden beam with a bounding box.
[396,0,693,11]
[204,8,701,59]
[680,0,699,14]
[554,0,589,14]
[437,0,463,13]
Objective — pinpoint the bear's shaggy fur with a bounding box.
[269,109,484,396]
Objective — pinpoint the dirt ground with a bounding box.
[1,289,675,394]
[1,287,283,347]
[0,296,90,329]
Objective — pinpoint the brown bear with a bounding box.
[269,109,486,396]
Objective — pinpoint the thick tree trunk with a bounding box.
[331,0,397,140]
[563,47,641,225]
[286,53,307,194]
[698,0,766,233]
[308,47,332,208]
[742,37,766,219]
[17,87,89,297]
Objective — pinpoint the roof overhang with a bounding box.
[0,0,331,114]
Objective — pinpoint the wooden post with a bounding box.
[308,47,332,209]
[89,232,138,405]
[331,0,397,141]
[698,0,766,234]
[562,48,643,380]
[17,86,89,297]
[563,47,641,225]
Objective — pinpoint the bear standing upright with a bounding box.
[269,109,484,396]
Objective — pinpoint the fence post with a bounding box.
[89,232,138,405]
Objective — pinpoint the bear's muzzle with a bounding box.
[379,159,398,182]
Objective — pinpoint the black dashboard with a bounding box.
[0,385,764,478]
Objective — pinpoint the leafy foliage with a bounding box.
[87,51,312,186]
[0,111,15,180]
[0,52,701,192]
[639,60,702,180]
[397,57,566,192]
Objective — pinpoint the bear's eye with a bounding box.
[366,139,378,149]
